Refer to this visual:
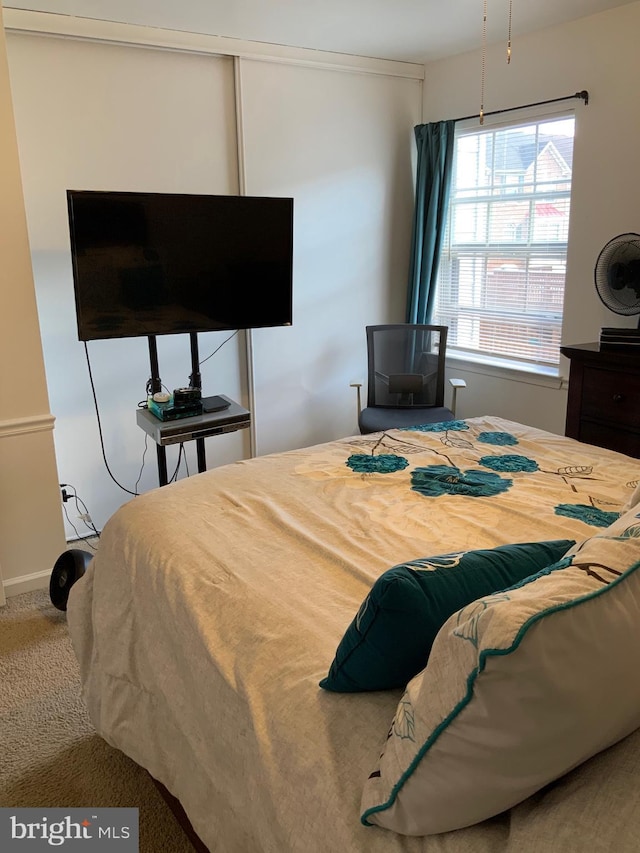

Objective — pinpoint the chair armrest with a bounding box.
[350,382,363,417]
[448,377,467,417]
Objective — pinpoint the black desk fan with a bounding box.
[594,233,640,346]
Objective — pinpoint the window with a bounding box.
[432,113,575,371]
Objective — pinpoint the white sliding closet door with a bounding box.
[6,34,240,532]
[239,60,421,455]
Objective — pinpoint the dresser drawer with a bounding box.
[581,366,640,430]
[578,420,640,458]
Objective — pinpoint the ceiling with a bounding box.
[4,0,638,63]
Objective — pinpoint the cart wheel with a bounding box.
[49,549,92,611]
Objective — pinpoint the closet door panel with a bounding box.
[7,33,240,529]
[239,59,421,453]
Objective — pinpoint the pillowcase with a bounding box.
[360,507,640,836]
[319,539,574,692]
[622,479,640,511]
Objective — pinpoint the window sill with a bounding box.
[446,350,568,390]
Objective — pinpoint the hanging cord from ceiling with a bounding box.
[480,0,488,125]
[480,0,513,124]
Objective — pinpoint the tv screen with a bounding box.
[66,190,293,341]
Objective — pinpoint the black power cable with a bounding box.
[168,444,186,483]
[134,433,149,495]
[199,329,239,367]
[60,482,100,549]
[83,342,138,496]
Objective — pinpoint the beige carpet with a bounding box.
[0,587,193,852]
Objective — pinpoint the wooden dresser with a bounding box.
[560,342,640,459]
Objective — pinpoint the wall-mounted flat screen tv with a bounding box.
[66,190,294,341]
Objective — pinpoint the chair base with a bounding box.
[358,406,455,435]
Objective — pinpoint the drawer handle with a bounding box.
[612,393,625,403]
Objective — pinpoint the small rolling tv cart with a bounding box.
[136,400,251,486]
[137,333,251,486]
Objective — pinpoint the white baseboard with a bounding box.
[1,537,99,601]
[4,568,51,598]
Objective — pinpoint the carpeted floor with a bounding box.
[0,587,193,851]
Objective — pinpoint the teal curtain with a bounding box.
[406,120,455,324]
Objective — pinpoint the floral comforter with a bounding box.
[68,416,639,853]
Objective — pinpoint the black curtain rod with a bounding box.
[454,90,589,123]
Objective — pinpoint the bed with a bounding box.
[67,416,640,853]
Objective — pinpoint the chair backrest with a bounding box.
[365,324,448,409]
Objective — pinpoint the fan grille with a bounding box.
[594,233,640,315]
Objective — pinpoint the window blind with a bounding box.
[433,115,575,368]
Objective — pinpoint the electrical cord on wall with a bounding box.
[199,329,239,367]
[62,504,98,551]
[134,433,149,495]
[83,342,138,497]
[60,482,100,550]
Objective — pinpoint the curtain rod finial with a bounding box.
[577,90,589,105]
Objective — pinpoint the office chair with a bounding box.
[351,324,466,434]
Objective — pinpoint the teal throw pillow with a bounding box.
[319,539,574,693]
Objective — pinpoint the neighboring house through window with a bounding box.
[432,111,575,373]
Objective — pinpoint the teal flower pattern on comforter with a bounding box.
[346,454,409,474]
[411,465,512,498]
[477,431,519,446]
[479,454,539,473]
[401,420,469,433]
[555,504,620,528]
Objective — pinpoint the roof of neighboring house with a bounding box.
[535,202,564,216]
[490,132,573,174]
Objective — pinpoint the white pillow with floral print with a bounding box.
[360,507,640,836]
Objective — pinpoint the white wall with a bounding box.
[424,2,640,434]
[240,59,420,453]
[4,17,423,545]
[0,0,66,598]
